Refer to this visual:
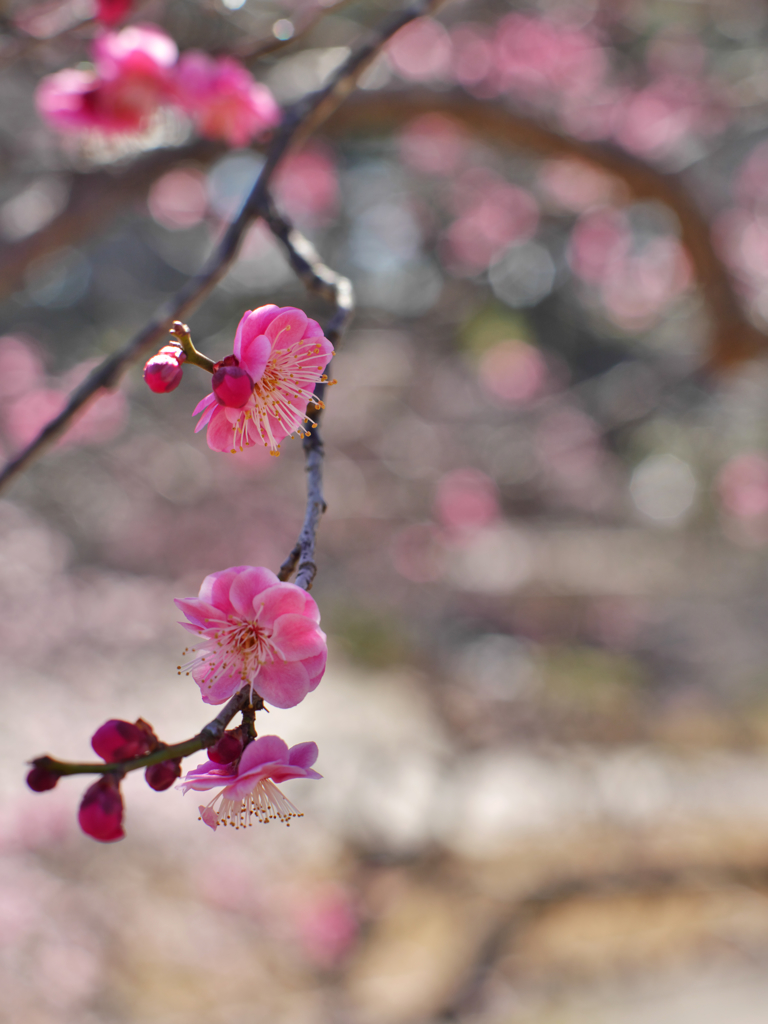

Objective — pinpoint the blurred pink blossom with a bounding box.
[434,468,500,533]
[95,0,132,26]
[568,208,630,284]
[176,565,327,707]
[179,734,321,830]
[451,24,494,91]
[538,159,615,213]
[143,343,186,393]
[295,884,358,967]
[387,17,452,82]
[613,74,720,158]
[148,168,208,229]
[399,114,468,176]
[37,25,178,134]
[390,523,447,582]
[717,454,768,519]
[0,336,45,399]
[479,340,548,404]
[274,142,339,227]
[174,52,280,147]
[193,305,333,455]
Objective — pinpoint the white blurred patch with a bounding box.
[630,453,697,524]
[489,241,556,307]
[0,178,68,241]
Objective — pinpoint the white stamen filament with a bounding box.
[199,778,303,829]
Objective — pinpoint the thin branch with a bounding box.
[0,0,442,497]
[31,687,254,779]
[325,88,768,370]
[234,0,356,62]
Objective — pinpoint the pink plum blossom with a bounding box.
[36,24,177,134]
[176,565,327,707]
[193,306,334,455]
[143,343,186,393]
[174,52,280,147]
[179,734,321,830]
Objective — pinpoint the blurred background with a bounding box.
[5,0,768,1021]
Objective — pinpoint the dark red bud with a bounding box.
[145,758,182,791]
[212,365,253,408]
[143,345,186,393]
[207,727,244,765]
[78,775,124,843]
[26,764,61,792]
[91,719,155,763]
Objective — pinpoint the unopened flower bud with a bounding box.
[212,361,253,408]
[145,757,182,791]
[91,719,156,763]
[144,344,186,393]
[26,762,61,792]
[207,727,244,765]
[78,775,125,842]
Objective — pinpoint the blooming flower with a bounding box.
[176,565,327,707]
[36,24,177,134]
[193,306,334,455]
[78,775,125,842]
[174,52,280,147]
[179,734,321,830]
[143,343,186,393]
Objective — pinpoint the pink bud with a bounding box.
[78,775,125,843]
[144,345,186,393]
[212,364,253,408]
[145,758,182,791]
[207,727,244,765]
[91,719,155,763]
[26,764,61,792]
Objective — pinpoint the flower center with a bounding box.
[178,617,278,699]
[199,779,303,830]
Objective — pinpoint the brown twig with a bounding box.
[0,0,443,497]
[234,0,356,62]
[31,687,254,779]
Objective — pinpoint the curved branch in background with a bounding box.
[326,89,765,371]
[0,0,443,496]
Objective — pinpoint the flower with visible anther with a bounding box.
[179,734,321,831]
[176,565,327,707]
[192,305,334,456]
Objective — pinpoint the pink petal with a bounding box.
[255,582,320,629]
[194,401,216,433]
[207,407,240,452]
[270,614,327,661]
[270,764,322,783]
[199,566,248,611]
[174,597,226,628]
[196,668,245,705]
[200,805,220,830]
[238,734,289,774]
[193,392,217,417]
[241,305,281,345]
[239,333,270,381]
[265,308,309,347]
[253,659,311,709]
[228,567,280,617]
[288,741,318,770]
[303,649,327,691]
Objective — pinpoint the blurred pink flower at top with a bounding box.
[95,0,133,27]
[451,24,494,91]
[479,340,548,404]
[717,454,768,519]
[387,17,452,82]
[0,336,45,399]
[148,168,208,230]
[399,114,468,176]
[613,75,720,159]
[273,142,338,227]
[434,468,500,533]
[494,13,606,105]
[193,305,333,455]
[179,734,321,830]
[175,52,280,147]
[296,885,358,967]
[567,208,630,283]
[600,237,692,331]
[176,565,327,707]
[37,24,177,134]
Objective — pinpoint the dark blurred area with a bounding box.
[5,0,768,1021]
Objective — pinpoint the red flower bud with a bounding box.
[91,719,155,763]
[212,364,253,408]
[207,727,244,765]
[145,758,182,791]
[26,763,61,792]
[144,344,186,393]
[78,775,125,843]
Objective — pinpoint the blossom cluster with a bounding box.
[28,304,334,841]
[36,23,280,146]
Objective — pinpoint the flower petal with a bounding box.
[199,566,249,611]
[193,392,217,417]
[196,668,245,705]
[255,582,320,629]
[174,597,226,629]
[288,741,318,771]
[254,659,311,709]
[194,400,216,433]
[302,649,327,691]
[270,614,327,661]
[265,308,309,347]
[238,734,289,774]
[206,407,240,452]
[229,567,280,618]
[239,332,270,381]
